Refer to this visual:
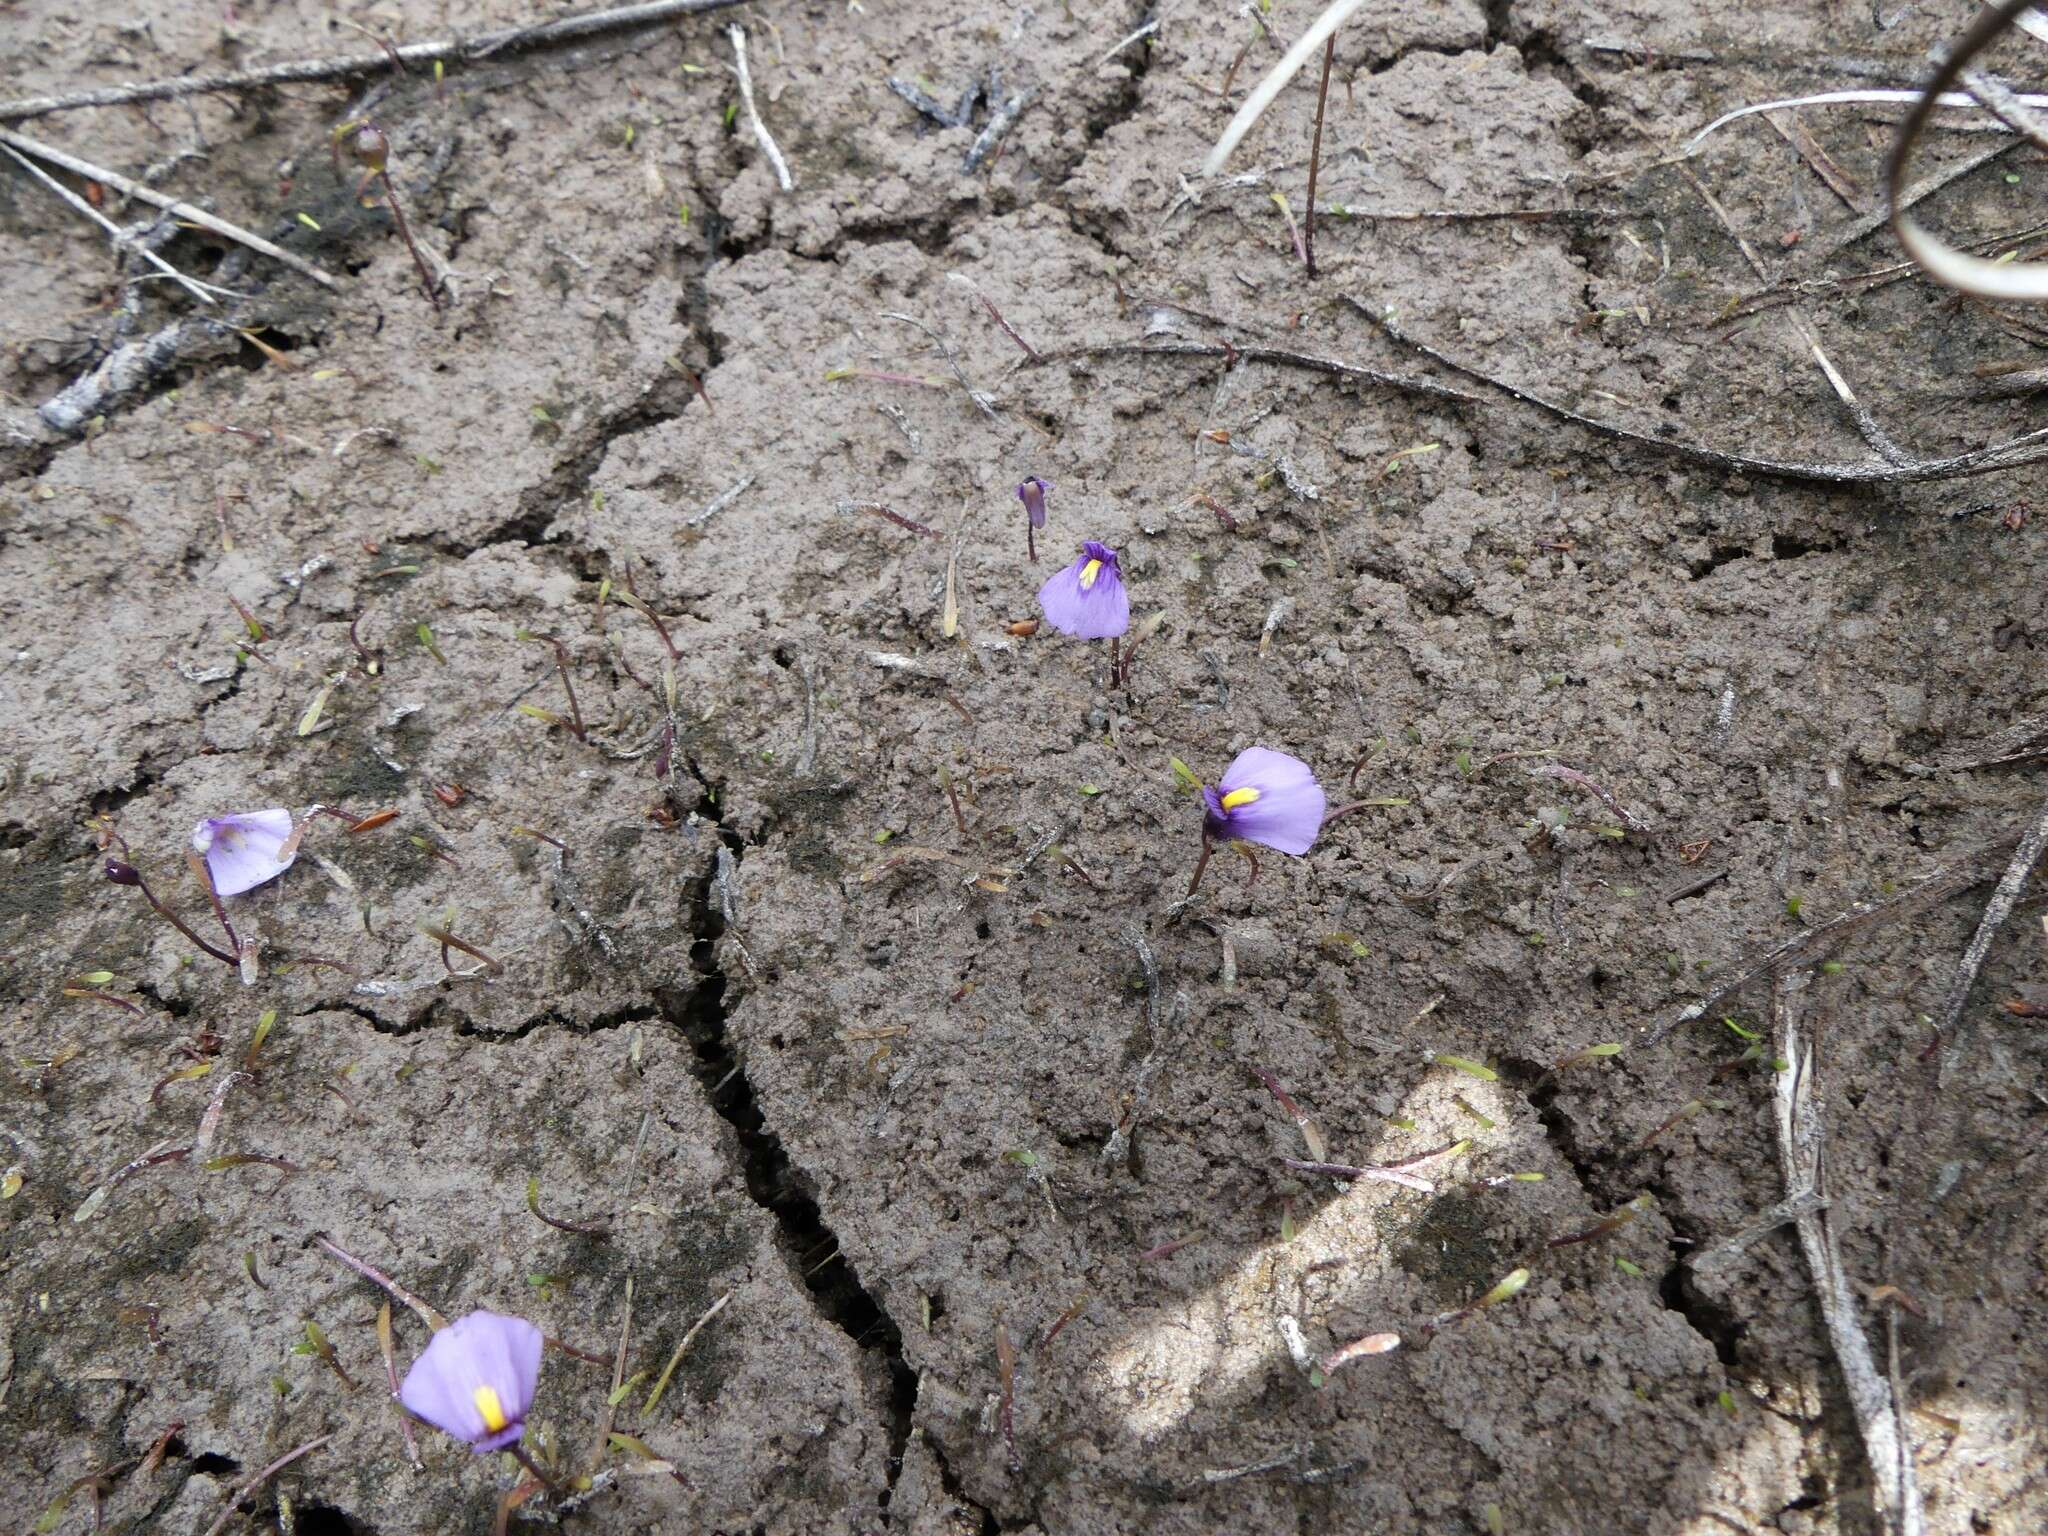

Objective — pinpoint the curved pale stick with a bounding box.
[1889,0,2048,302]
[1202,0,1370,176]
[1683,88,2048,155]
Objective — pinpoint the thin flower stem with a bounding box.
[528,634,588,740]
[1027,518,1036,562]
[135,870,238,965]
[510,1443,558,1491]
[1186,833,1214,897]
[1305,34,1335,278]
[1320,798,1381,826]
[943,775,970,841]
[187,852,242,958]
[311,1233,448,1330]
[376,168,442,309]
[200,1437,333,1536]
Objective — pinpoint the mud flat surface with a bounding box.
[3,2,2046,1532]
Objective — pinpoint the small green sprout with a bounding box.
[1433,1054,1497,1082]
[1480,1269,1530,1307]
[1454,1095,1496,1130]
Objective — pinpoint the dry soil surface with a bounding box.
[3,2,2046,1534]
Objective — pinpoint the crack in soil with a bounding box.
[655,767,928,1527]
[1504,1058,1743,1369]
[426,368,702,561]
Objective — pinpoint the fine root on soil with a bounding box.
[1678,164,1910,465]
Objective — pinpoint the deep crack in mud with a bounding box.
[658,780,922,1523]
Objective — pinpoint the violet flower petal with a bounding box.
[1206,747,1325,855]
[190,808,297,896]
[1016,476,1052,528]
[1037,540,1130,639]
[398,1310,544,1453]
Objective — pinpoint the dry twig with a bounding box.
[1351,298,2048,485]
[0,125,338,288]
[1644,838,2018,1046]
[0,144,222,304]
[1771,972,1923,1534]
[0,0,754,122]
[727,25,793,192]
[1934,792,2048,1086]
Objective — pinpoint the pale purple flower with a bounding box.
[1037,540,1129,639]
[190,809,296,896]
[1018,476,1052,561]
[1017,476,1052,528]
[399,1310,544,1453]
[1202,748,1325,856]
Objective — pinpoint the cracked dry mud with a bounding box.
[4,1,2047,1533]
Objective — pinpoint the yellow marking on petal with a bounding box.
[1079,558,1103,590]
[1220,786,1261,811]
[473,1385,509,1433]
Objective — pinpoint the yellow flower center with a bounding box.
[1220,787,1260,811]
[1079,558,1103,590]
[473,1385,509,1433]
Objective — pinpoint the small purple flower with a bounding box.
[398,1310,544,1453]
[1017,476,1052,561]
[1017,476,1052,528]
[1201,748,1326,856]
[190,809,296,896]
[1038,540,1130,639]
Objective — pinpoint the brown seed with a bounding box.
[1007,620,1039,637]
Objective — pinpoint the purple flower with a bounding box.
[190,809,296,896]
[1018,476,1052,561]
[1038,540,1129,639]
[1201,748,1325,856]
[398,1310,544,1453]
[1016,476,1052,528]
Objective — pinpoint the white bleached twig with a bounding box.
[1682,88,2048,155]
[728,26,793,192]
[1772,972,1924,1535]
[1203,0,1368,176]
[0,144,221,305]
[0,124,339,288]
